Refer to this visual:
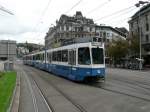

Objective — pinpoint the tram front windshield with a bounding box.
[92,48,104,64]
[78,47,91,65]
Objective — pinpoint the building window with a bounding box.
[75,27,78,32]
[98,38,102,42]
[107,33,110,37]
[66,26,69,31]
[145,35,149,42]
[131,23,133,28]
[146,23,149,31]
[107,39,109,42]
[100,32,103,37]
[90,27,92,32]
[103,32,106,38]
[131,31,134,37]
[95,33,99,36]
[61,26,64,31]
[138,27,140,33]
[145,15,148,22]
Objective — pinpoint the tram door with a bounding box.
[68,50,76,79]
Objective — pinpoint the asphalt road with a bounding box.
[17,63,150,112]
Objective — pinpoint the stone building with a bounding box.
[95,25,126,44]
[45,11,96,48]
[45,11,127,49]
[0,40,16,61]
[128,3,150,66]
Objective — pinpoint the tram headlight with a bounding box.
[97,70,101,74]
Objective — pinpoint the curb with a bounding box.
[8,71,20,112]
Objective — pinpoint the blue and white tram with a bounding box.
[23,42,105,81]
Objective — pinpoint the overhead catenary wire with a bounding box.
[65,0,83,14]
[105,17,131,26]
[94,5,135,22]
[98,6,137,23]
[33,1,138,44]
[98,7,139,28]
[0,5,14,15]
[32,0,52,31]
[47,0,83,28]
[86,0,111,15]
[32,0,52,42]
[94,7,138,30]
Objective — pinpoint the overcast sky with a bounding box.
[0,0,143,44]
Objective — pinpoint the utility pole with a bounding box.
[135,1,149,70]
[0,5,14,15]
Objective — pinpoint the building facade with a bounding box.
[128,3,150,66]
[95,25,126,44]
[45,11,96,49]
[0,40,16,61]
[45,11,127,49]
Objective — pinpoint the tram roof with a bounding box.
[47,42,104,52]
[25,42,104,56]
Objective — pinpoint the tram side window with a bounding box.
[57,51,62,62]
[35,54,37,60]
[37,54,40,60]
[92,48,104,64]
[52,51,57,61]
[33,55,35,60]
[39,54,42,60]
[47,52,52,63]
[62,50,68,62]
[43,53,45,61]
[40,54,43,61]
[78,47,91,65]
[34,55,36,60]
[46,53,48,62]
[69,50,76,65]
[42,53,44,61]
[30,56,32,60]
[42,53,45,61]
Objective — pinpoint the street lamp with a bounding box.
[135,1,149,70]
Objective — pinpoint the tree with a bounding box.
[129,34,139,57]
[106,39,129,66]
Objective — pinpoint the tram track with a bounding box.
[24,65,88,112]
[20,67,52,112]
[95,84,150,102]
[88,70,150,102]
[107,69,150,88]
[23,64,150,112]
[23,70,39,112]
[22,67,55,112]
[30,74,54,112]
[87,80,150,102]
[108,77,150,92]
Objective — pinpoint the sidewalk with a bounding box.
[9,65,20,112]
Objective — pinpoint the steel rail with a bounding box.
[25,65,88,112]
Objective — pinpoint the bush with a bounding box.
[0,72,4,78]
